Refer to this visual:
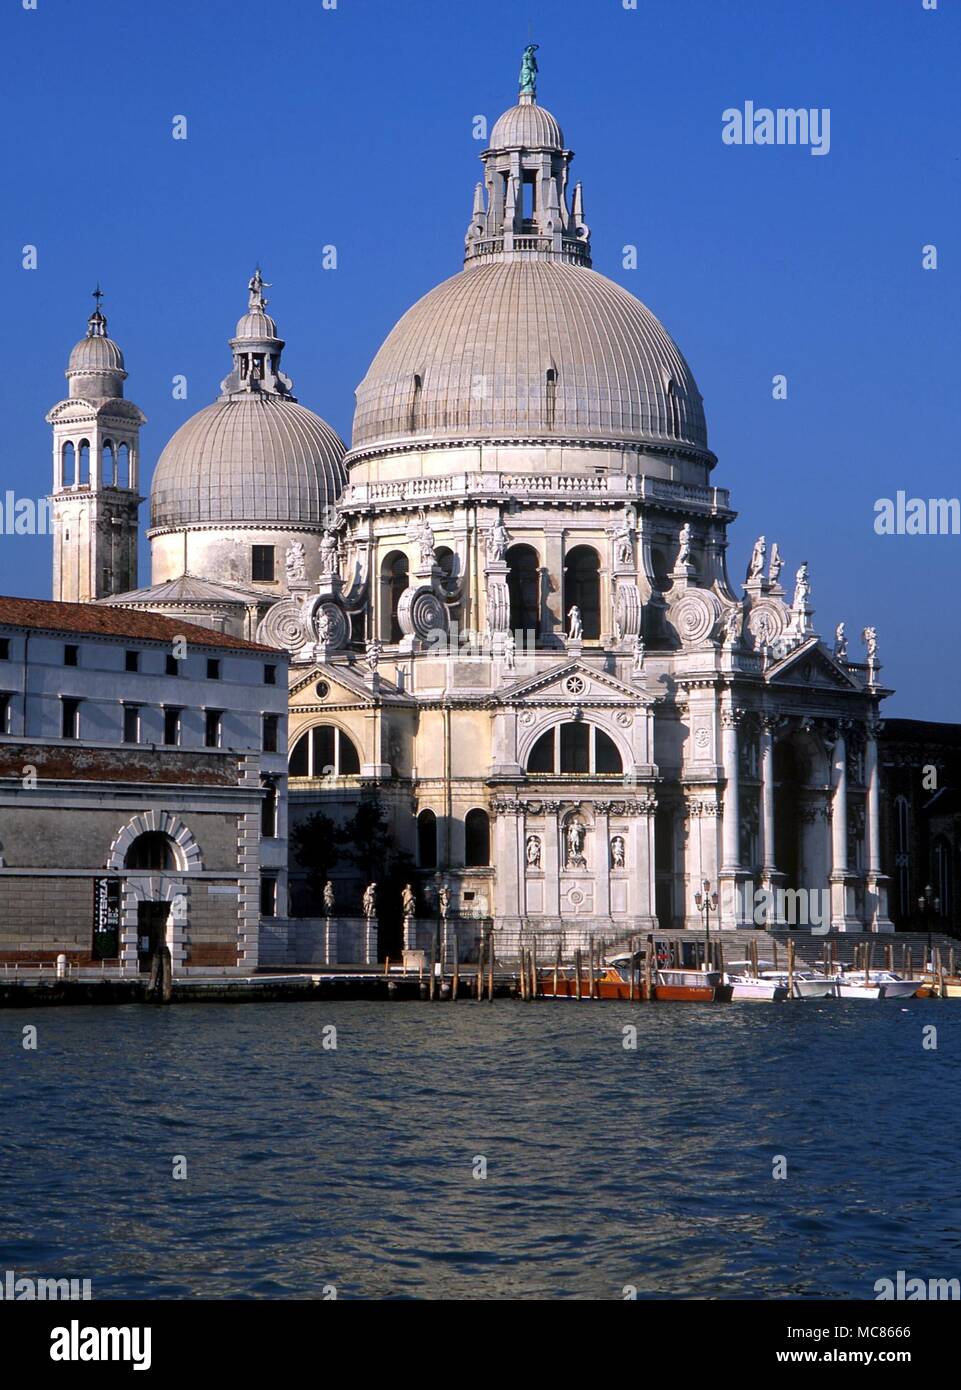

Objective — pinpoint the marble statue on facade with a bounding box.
[486,515,510,563]
[323,881,335,916]
[834,622,848,660]
[365,637,382,675]
[793,561,811,611]
[610,835,626,869]
[285,541,307,586]
[567,605,583,641]
[677,522,692,567]
[748,535,766,580]
[566,819,587,868]
[862,626,878,663]
[318,529,339,576]
[526,835,541,869]
[631,633,645,674]
[769,542,783,584]
[362,883,377,920]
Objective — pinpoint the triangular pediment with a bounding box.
[765,638,862,692]
[288,662,407,709]
[497,659,646,707]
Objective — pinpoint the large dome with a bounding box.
[151,395,346,528]
[489,100,564,149]
[351,260,709,458]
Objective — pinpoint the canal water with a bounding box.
[1,999,959,1300]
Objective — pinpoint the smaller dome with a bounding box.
[234,308,279,340]
[490,99,564,150]
[68,333,125,373]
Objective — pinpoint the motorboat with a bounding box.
[723,961,787,1001]
[654,967,732,1003]
[832,969,920,1000]
[760,968,835,1000]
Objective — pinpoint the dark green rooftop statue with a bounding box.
[519,43,539,97]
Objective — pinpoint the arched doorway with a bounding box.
[563,546,601,640]
[773,742,800,892]
[125,832,178,971]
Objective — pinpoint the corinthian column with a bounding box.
[720,708,741,872]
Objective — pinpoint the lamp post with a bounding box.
[694,878,719,970]
[918,882,940,972]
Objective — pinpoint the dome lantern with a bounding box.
[465,48,590,268]
[219,267,296,400]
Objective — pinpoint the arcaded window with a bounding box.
[526,723,623,776]
[563,546,601,640]
[125,832,176,871]
[288,725,361,778]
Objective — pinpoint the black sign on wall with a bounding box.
[92,878,122,960]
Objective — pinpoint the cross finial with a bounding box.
[92,284,104,312]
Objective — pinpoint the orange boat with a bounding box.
[536,954,732,1002]
[654,967,732,1003]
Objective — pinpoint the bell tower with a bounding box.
[47,291,145,602]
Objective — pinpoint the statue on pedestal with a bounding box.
[365,637,382,675]
[486,515,510,564]
[362,883,377,921]
[323,881,335,917]
[769,542,783,584]
[747,536,766,581]
[834,622,848,661]
[318,529,339,577]
[567,605,583,641]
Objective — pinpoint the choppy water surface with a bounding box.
[1,999,959,1299]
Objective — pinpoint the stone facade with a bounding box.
[0,601,288,973]
[54,65,898,958]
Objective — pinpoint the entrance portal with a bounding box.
[137,902,169,973]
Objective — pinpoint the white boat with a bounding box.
[761,968,835,1000]
[832,970,919,1000]
[723,962,788,1001]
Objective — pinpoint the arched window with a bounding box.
[288,725,361,777]
[563,546,601,640]
[526,723,623,776]
[117,442,130,488]
[124,831,177,871]
[465,808,490,867]
[506,543,540,639]
[102,439,115,485]
[77,439,90,486]
[61,441,75,487]
[381,551,409,643]
[417,809,437,868]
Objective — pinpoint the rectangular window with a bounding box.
[124,649,139,673]
[164,707,182,746]
[62,697,80,739]
[0,638,9,660]
[251,545,275,582]
[262,714,279,753]
[64,644,79,667]
[260,875,277,918]
[165,653,179,676]
[264,663,277,685]
[205,709,222,748]
[207,658,220,680]
[123,705,141,744]
[261,780,277,838]
[0,693,10,733]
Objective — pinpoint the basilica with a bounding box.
[46,58,893,957]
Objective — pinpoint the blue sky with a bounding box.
[1,0,958,717]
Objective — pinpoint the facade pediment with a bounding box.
[498,659,648,707]
[288,663,407,710]
[765,639,862,692]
